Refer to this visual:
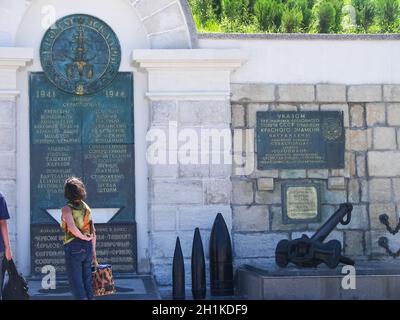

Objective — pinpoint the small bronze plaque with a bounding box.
[282,182,321,224]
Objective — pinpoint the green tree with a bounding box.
[352,0,375,32]
[288,0,313,31]
[222,0,251,24]
[211,0,223,19]
[281,7,304,32]
[375,0,399,32]
[254,0,284,31]
[313,0,337,33]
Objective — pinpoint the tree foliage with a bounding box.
[189,0,400,33]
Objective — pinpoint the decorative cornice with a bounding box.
[0,47,34,69]
[132,49,247,71]
[0,90,20,100]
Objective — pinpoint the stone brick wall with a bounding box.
[231,83,400,268]
[148,99,232,286]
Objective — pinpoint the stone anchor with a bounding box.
[275,203,355,268]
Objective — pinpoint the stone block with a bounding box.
[322,189,346,204]
[231,83,275,102]
[0,128,14,152]
[234,232,289,258]
[247,103,269,127]
[278,85,315,102]
[142,3,185,34]
[392,178,400,203]
[337,205,368,230]
[0,152,15,179]
[179,164,209,178]
[316,84,346,102]
[279,170,306,179]
[369,203,396,230]
[348,85,382,102]
[151,100,177,124]
[232,180,254,205]
[270,104,298,111]
[307,169,329,179]
[348,130,368,151]
[361,179,369,202]
[233,206,269,232]
[356,154,366,177]
[384,85,400,102]
[299,104,319,111]
[179,101,230,125]
[366,103,386,126]
[255,185,281,205]
[348,179,360,203]
[344,231,364,256]
[270,206,308,231]
[0,101,14,128]
[152,206,177,231]
[368,178,392,202]
[368,151,400,177]
[387,103,400,126]
[152,180,203,205]
[178,206,232,231]
[204,179,231,205]
[257,178,274,191]
[373,127,397,150]
[328,177,346,190]
[232,104,245,127]
[350,104,365,128]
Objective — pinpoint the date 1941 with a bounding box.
[152,304,248,318]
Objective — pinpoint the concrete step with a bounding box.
[27,274,161,300]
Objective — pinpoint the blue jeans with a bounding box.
[0,252,3,300]
[64,239,93,300]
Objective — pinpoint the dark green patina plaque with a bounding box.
[282,181,322,224]
[40,14,121,95]
[257,111,345,170]
[30,72,134,225]
[31,224,137,275]
[31,14,135,274]
[29,72,135,273]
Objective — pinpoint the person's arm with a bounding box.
[61,207,93,241]
[0,220,12,261]
[91,221,97,265]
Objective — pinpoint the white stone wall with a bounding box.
[230,83,400,267]
[148,99,233,286]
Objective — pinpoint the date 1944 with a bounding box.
[152,304,248,318]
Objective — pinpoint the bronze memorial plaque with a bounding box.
[256,111,345,169]
[282,182,321,224]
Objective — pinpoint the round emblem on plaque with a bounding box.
[40,14,121,95]
[322,117,343,141]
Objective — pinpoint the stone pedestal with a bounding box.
[237,263,400,300]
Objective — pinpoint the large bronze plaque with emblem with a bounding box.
[30,14,136,274]
[257,111,345,170]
